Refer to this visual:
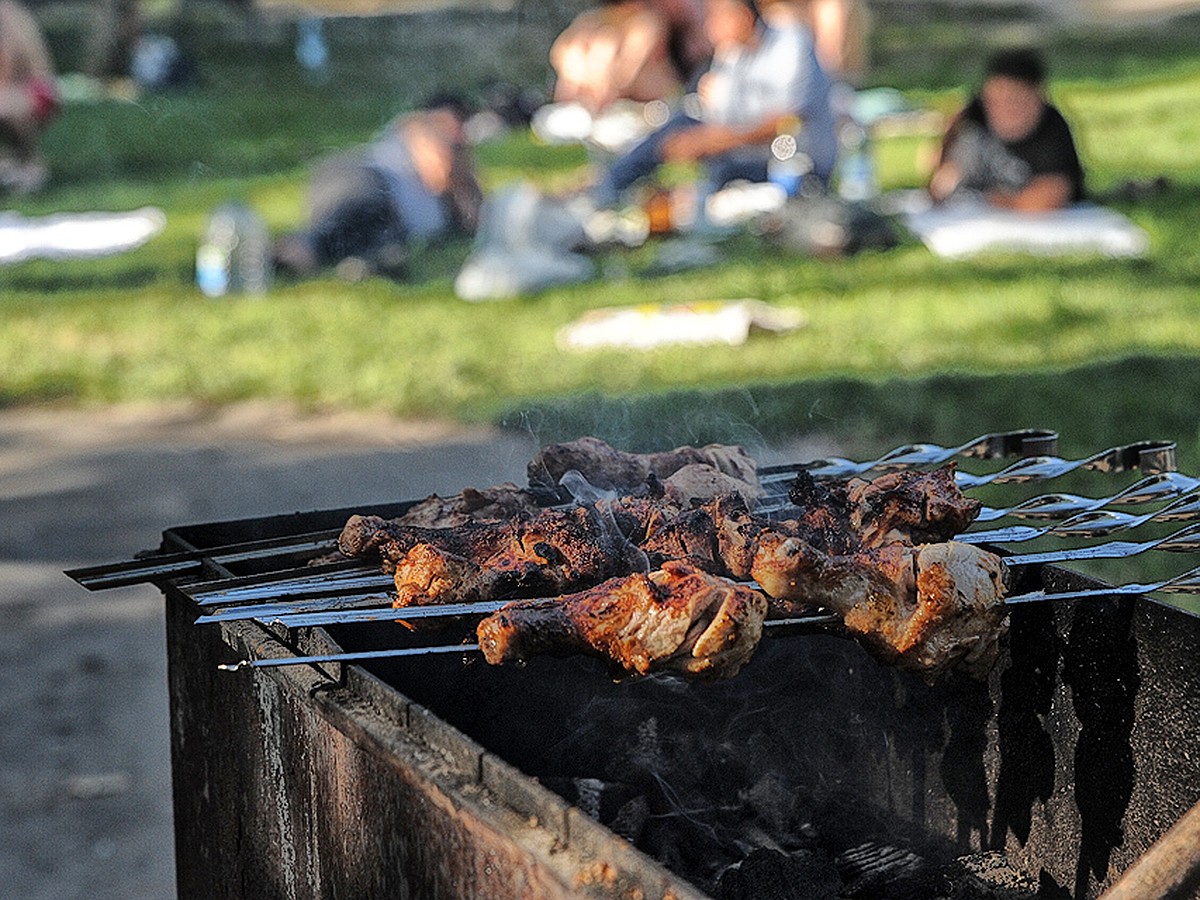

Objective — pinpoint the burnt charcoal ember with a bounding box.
[837,841,945,898]
[715,847,841,900]
[608,794,651,844]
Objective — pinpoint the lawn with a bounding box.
[2,1,1200,470]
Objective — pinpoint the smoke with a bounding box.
[557,468,653,574]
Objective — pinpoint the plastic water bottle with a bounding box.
[836,122,878,203]
[196,203,272,298]
[296,17,330,84]
[767,133,814,198]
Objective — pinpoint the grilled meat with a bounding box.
[329,454,763,568]
[787,465,979,551]
[394,483,540,529]
[743,536,1007,678]
[478,533,1006,679]
[389,503,652,608]
[338,466,982,609]
[528,436,761,498]
[477,560,768,680]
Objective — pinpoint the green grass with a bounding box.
[2,3,1200,467]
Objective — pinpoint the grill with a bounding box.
[68,431,1200,899]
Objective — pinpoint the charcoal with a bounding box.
[607,794,651,844]
[715,847,841,900]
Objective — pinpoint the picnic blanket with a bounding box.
[0,207,166,265]
[901,195,1149,259]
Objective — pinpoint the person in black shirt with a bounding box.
[929,48,1084,212]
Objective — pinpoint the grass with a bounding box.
[2,2,1200,470]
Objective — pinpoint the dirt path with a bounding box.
[0,403,541,899]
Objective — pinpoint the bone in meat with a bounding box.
[476,560,768,680]
[740,536,1007,679]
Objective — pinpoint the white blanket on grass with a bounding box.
[0,207,166,264]
[902,196,1149,259]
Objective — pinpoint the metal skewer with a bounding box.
[1000,522,1200,566]
[193,485,1200,613]
[65,528,341,590]
[962,492,1200,545]
[68,430,1063,591]
[195,484,1200,621]
[216,614,842,671]
[215,562,1200,672]
[1005,564,1200,604]
[756,429,1060,483]
[218,643,483,670]
[971,472,1200,522]
[68,433,1174,593]
[191,567,393,606]
[953,441,1177,488]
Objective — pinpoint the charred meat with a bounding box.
[528,436,761,499]
[392,483,541,529]
[337,466,982,608]
[787,465,980,551]
[477,561,768,680]
[389,503,653,608]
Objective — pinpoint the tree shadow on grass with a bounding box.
[0,265,163,295]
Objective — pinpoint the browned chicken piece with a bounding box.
[528,436,759,495]
[786,465,980,552]
[390,502,661,607]
[738,534,1007,679]
[476,561,768,680]
[339,466,982,607]
[661,463,764,505]
[396,483,541,529]
[329,459,758,568]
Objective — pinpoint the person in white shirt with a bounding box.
[592,0,837,208]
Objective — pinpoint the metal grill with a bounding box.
[64,429,1200,899]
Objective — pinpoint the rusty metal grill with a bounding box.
[67,430,1200,898]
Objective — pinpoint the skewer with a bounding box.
[1005,564,1200,604]
[954,440,1177,488]
[961,493,1200,545]
[757,439,1176,496]
[200,577,776,627]
[191,567,393,606]
[756,429,1059,483]
[191,489,1200,613]
[1000,522,1200,566]
[64,436,1179,594]
[970,472,1200,522]
[214,563,1200,672]
[67,430,1061,590]
[216,614,843,671]
[65,528,340,590]
[196,592,395,623]
[195,518,1200,631]
[218,643,483,670]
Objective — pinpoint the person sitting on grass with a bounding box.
[550,0,710,114]
[0,0,58,196]
[929,47,1084,212]
[590,0,838,212]
[275,94,483,282]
